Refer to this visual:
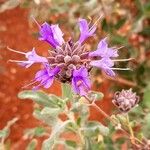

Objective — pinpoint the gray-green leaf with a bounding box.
[26,139,37,150]
[87,91,104,101]
[83,121,109,137]
[42,120,73,150]
[18,90,64,108]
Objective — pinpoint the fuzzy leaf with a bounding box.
[0,117,18,140]
[0,129,9,139]
[65,140,77,148]
[42,120,73,150]
[84,121,109,137]
[24,127,45,139]
[87,91,104,101]
[26,139,37,150]
[41,107,62,117]
[18,90,64,108]
[142,113,150,138]
[33,109,59,126]
[143,87,150,108]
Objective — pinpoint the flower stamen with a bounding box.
[89,15,103,32]
[111,67,131,71]
[31,15,41,29]
[7,47,26,55]
[112,58,134,62]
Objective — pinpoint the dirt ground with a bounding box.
[0,7,113,149]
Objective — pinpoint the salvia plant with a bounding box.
[6,16,150,150]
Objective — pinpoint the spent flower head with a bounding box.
[112,89,140,113]
[8,16,131,96]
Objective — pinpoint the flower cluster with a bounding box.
[9,17,130,96]
[112,89,139,113]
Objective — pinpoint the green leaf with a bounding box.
[143,86,150,108]
[65,140,77,148]
[41,107,62,117]
[142,113,150,138]
[84,121,109,137]
[84,138,105,150]
[18,90,64,108]
[0,117,18,140]
[87,91,104,101]
[34,127,45,137]
[24,127,45,139]
[48,94,65,108]
[0,129,9,139]
[77,104,90,125]
[110,34,128,45]
[61,83,73,100]
[140,27,150,36]
[71,101,89,126]
[101,19,109,32]
[114,18,126,29]
[84,137,93,150]
[26,139,37,150]
[143,2,150,14]
[42,120,73,150]
[135,0,144,13]
[104,137,115,150]
[33,109,59,126]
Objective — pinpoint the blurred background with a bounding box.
[0,0,150,149]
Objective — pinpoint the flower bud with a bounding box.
[112,89,139,113]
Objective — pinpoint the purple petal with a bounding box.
[35,69,47,82]
[89,38,119,58]
[89,38,108,57]
[43,77,54,88]
[90,58,114,68]
[26,48,48,63]
[18,61,34,68]
[17,48,48,68]
[107,48,119,58]
[25,66,60,90]
[73,66,88,78]
[46,66,60,76]
[90,58,115,76]
[103,68,116,76]
[72,78,80,94]
[72,67,91,96]
[78,19,96,44]
[51,24,64,45]
[78,84,88,96]
[39,22,64,48]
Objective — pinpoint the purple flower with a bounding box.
[8,47,48,68]
[9,17,131,96]
[89,38,129,77]
[78,18,96,44]
[27,66,60,89]
[39,22,64,48]
[72,67,91,96]
[90,58,116,76]
[89,38,119,58]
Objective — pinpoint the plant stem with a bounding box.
[126,114,136,144]
[88,101,144,146]
[92,102,114,122]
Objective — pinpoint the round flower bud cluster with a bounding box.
[112,89,139,113]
